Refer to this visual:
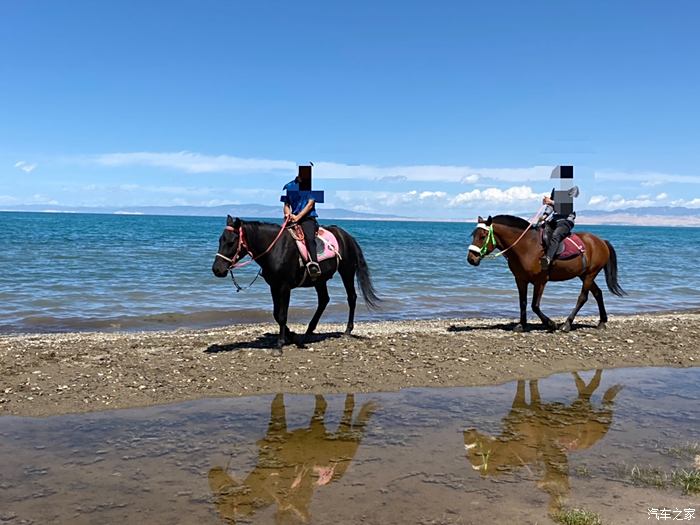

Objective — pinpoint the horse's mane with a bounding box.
[491,215,531,230]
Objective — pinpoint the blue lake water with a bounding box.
[1,211,699,333]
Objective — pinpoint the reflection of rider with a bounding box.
[209,393,375,525]
[540,188,576,271]
[282,177,321,279]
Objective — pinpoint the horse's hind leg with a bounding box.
[303,281,330,343]
[589,281,608,328]
[340,266,357,335]
[560,275,594,332]
[532,281,556,331]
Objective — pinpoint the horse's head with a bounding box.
[212,215,247,277]
[466,215,495,266]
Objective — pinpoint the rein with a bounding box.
[472,205,546,260]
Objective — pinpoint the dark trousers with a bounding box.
[546,219,574,260]
[299,216,319,263]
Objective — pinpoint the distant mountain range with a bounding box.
[0,203,404,220]
[2,203,700,225]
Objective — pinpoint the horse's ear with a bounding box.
[485,215,493,226]
[477,215,484,223]
[226,215,234,227]
[233,217,242,229]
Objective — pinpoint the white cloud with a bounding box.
[585,195,660,210]
[14,161,37,173]
[449,186,541,207]
[656,192,668,200]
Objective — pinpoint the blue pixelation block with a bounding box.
[280,190,324,203]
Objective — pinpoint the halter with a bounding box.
[468,205,547,260]
[216,217,290,269]
[468,223,497,257]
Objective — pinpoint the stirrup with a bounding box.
[306,261,321,278]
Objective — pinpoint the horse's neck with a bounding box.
[244,224,277,255]
[493,224,537,256]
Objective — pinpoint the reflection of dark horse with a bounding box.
[464,370,622,514]
[209,394,376,525]
[467,215,626,332]
[212,216,379,351]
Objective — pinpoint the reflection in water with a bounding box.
[464,369,623,514]
[209,393,376,524]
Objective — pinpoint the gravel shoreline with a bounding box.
[1,312,698,417]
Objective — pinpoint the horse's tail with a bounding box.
[344,232,381,310]
[603,240,626,297]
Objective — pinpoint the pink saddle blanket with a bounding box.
[289,227,340,263]
[559,234,586,259]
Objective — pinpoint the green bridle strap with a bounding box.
[480,225,496,257]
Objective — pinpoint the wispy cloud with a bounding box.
[85,151,551,183]
[14,161,37,173]
[92,151,295,173]
[595,170,700,185]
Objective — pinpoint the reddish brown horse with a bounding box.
[467,215,625,332]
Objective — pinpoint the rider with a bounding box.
[282,173,322,279]
[539,186,578,271]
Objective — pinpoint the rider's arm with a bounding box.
[283,202,292,218]
[294,199,315,220]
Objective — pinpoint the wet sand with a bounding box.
[1,312,699,417]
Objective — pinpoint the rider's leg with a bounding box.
[546,220,572,260]
[300,217,321,276]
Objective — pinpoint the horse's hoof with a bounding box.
[512,324,525,333]
[544,321,557,332]
[270,348,283,357]
[597,322,607,330]
[559,322,572,333]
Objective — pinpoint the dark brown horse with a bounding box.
[467,215,625,332]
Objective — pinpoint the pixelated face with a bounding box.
[467,216,493,266]
[212,215,244,277]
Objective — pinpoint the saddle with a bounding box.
[540,227,585,260]
[287,226,341,264]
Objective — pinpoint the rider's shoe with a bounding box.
[307,262,322,279]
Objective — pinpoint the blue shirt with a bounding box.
[281,181,318,217]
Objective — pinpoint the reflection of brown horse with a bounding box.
[464,370,622,514]
[209,394,376,524]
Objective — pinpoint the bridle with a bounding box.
[468,205,546,261]
[216,217,290,270]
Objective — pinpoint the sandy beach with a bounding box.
[1,311,697,418]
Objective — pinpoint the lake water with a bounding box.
[1,211,699,333]
[1,367,698,524]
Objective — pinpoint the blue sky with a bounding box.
[1,1,699,218]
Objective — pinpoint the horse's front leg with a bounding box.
[531,280,556,331]
[271,284,293,351]
[513,278,528,332]
[302,281,330,346]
